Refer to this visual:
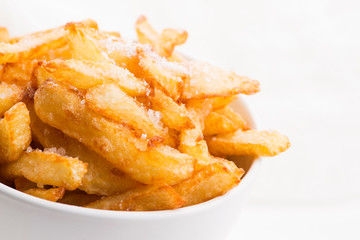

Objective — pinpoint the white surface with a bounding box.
[1,0,359,239]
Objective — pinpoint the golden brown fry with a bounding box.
[37,59,148,95]
[28,101,142,196]
[34,81,195,185]
[1,60,38,86]
[0,82,25,117]
[211,96,237,110]
[215,106,249,130]
[182,61,260,100]
[150,88,193,130]
[135,16,188,58]
[0,150,88,190]
[58,191,102,206]
[207,130,291,157]
[173,161,244,206]
[0,27,9,42]
[85,83,173,146]
[0,102,31,164]
[86,184,184,211]
[0,27,66,64]
[139,52,187,101]
[65,22,111,62]
[14,176,37,191]
[23,187,65,202]
[203,111,237,136]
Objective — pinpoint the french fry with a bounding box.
[173,161,244,206]
[85,83,173,146]
[211,96,237,110]
[65,22,112,62]
[0,82,25,117]
[37,59,148,95]
[135,16,188,58]
[28,102,143,196]
[0,150,88,190]
[150,88,194,130]
[86,184,184,211]
[0,102,31,164]
[182,61,260,100]
[139,52,187,101]
[215,106,249,130]
[0,27,9,42]
[58,191,102,206]
[0,27,66,64]
[14,176,37,191]
[23,187,65,202]
[203,111,237,136]
[34,81,195,185]
[207,130,291,157]
[1,60,38,86]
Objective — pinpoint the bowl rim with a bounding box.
[0,97,261,219]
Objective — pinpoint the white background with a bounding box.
[1,0,359,239]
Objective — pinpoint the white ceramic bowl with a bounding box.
[0,98,260,240]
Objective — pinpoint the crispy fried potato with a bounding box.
[215,106,249,130]
[139,52,187,101]
[86,184,184,211]
[207,130,291,157]
[203,111,237,136]
[14,176,37,191]
[0,82,25,116]
[34,81,195,185]
[150,88,193,130]
[65,22,111,62]
[211,96,237,110]
[28,101,142,196]
[173,161,244,206]
[37,59,148,95]
[136,16,187,58]
[0,102,31,164]
[85,83,164,138]
[0,150,87,190]
[0,27,9,42]
[23,187,65,202]
[0,27,66,64]
[58,191,102,206]
[182,61,260,100]
[1,60,38,86]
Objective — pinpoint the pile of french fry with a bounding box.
[0,17,290,211]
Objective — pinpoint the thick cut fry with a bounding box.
[139,53,187,101]
[211,96,237,110]
[136,16,188,58]
[65,22,112,63]
[203,111,237,136]
[14,176,37,191]
[86,184,184,211]
[23,187,65,202]
[58,191,102,206]
[150,88,193,130]
[0,102,31,164]
[0,27,66,64]
[207,130,291,157]
[0,150,88,190]
[173,161,244,206]
[0,82,25,116]
[215,106,249,130]
[37,59,148,95]
[34,81,195,185]
[0,27,9,42]
[1,60,38,86]
[182,61,260,100]
[85,83,166,142]
[28,102,142,195]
